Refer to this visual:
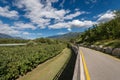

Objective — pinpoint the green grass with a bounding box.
[94,39,120,48]
[17,48,71,80]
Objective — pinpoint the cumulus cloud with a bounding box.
[0,21,20,35]
[0,6,19,18]
[22,32,29,35]
[67,28,72,31]
[49,20,95,31]
[14,0,84,29]
[49,22,70,29]
[97,10,115,23]
[71,20,95,27]
[0,20,38,38]
[14,22,36,30]
[15,0,65,28]
[64,11,84,20]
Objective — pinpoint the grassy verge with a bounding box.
[58,49,77,80]
[94,39,120,48]
[17,48,71,80]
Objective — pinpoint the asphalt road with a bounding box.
[0,43,26,46]
[79,47,120,80]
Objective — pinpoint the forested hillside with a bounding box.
[48,32,81,41]
[80,10,120,44]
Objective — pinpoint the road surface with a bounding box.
[0,43,26,46]
[79,47,120,80]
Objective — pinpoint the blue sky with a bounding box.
[0,0,119,39]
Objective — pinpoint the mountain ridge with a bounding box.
[0,33,13,38]
[0,33,22,39]
[48,32,82,40]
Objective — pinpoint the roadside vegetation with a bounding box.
[94,39,120,48]
[77,10,120,58]
[0,38,66,80]
[0,38,28,44]
[18,48,71,80]
[79,10,120,48]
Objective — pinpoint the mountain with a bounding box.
[48,32,82,40]
[0,33,13,38]
[0,33,22,39]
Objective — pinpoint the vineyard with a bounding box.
[0,42,66,80]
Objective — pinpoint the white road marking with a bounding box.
[79,49,85,80]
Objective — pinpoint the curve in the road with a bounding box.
[80,47,120,80]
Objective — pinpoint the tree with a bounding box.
[114,10,120,18]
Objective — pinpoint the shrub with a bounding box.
[26,41,37,46]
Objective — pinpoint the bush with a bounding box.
[0,41,66,80]
[26,41,37,46]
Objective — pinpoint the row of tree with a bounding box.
[0,38,28,44]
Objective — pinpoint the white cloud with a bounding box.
[71,20,94,27]
[49,22,70,29]
[0,20,38,38]
[23,32,29,35]
[97,10,115,23]
[0,21,20,35]
[14,0,84,29]
[67,28,72,31]
[64,11,84,20]
[15,0,65,28]
[75,8,80,11]
[0,6,18,18]
[14,22,36,30]
[49,20,95,31]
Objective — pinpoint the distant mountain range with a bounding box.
[0,33,22,39]
[48,32,82,40]
[0,33,13,38]
[0,32,82,40]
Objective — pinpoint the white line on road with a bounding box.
[79,49,85,80]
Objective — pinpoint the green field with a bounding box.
[18,48,71,80]
[0,42,66,80]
